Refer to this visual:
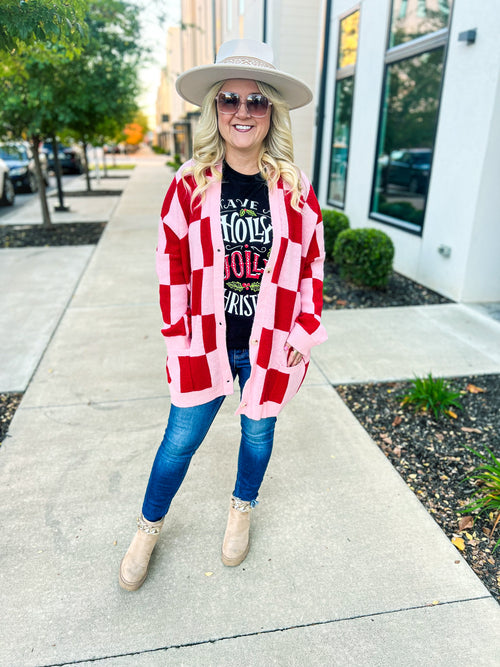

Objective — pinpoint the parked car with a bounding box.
[0,157,15,206]
[42,144,84,174]
[0,142,50,193]
[381,148,432,194]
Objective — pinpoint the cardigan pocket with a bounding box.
[167,351,213,394]
[259,358,307,406]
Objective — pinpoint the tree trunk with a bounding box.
[51,136,69,212]
[83,141,92,191]
[31,136,52,228]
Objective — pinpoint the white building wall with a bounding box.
[266,0,323,177]
[318,0,500,302]
[418,0,500,301]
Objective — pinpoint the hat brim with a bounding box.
[175,63,313,110]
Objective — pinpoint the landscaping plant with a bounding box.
[321,208,349,260]
[460,446,500,552]
[399,373,463,419]
[333,227,394,288]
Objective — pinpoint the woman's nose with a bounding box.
[234,99,251,118]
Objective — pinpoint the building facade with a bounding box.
[156,0,500,303]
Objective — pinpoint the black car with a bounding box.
[381,148,432,195]
[0,143,49,193]
[43,144,84,175]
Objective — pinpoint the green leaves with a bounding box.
[460,446,500,552]
[400,373,463,420]
[0,0,88,53]
[333,227,395,288]
[321,208,350,260]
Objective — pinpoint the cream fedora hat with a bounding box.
[175,39,312,110]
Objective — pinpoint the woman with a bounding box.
[119,39,327,591]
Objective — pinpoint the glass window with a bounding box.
[371,48,444,231]
[390,0,452,48]
[370,0,453,233]
[327,9,359,207]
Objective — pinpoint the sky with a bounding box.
[135,0,181,129]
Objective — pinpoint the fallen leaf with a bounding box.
[204,572,214,577]
[458,516,474,531]
[466,384,486,393]
[323,294,334,303]
[381,434,392,445]
[393,446,402,457]
[461,427,482,434]
[392,415,402,427]
[113,540,117,546]
[452,536,465,551]
[336,299,347,306]
[445,409,458,419]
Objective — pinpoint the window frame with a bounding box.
[368,1,454,235]
[326,5,361,210]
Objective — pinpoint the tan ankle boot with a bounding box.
[221,496,253,566]
[119,514,164,591]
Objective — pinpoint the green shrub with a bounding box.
[321,209,350,260]
[399,373,463,419]
[333,227,394,287]
[167,153,182,170]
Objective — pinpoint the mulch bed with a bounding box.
[0,393,23,444]
[336,375,500,603]
[55,190,123,197]
[0,222,106,248]
[323,260,451,309]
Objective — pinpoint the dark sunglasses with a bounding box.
[215,91,272,118]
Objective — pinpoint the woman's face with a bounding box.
[216,79,271,164]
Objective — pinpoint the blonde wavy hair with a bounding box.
[182,80,304,209]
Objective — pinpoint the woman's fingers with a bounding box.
[285,344,303,367]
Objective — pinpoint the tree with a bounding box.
[0,0,144,224]
[62,0,143,189]
[0,0,87,52]
[123,110,149,147]
[0,44,78,226]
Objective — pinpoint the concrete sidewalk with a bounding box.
[0,159,499,666]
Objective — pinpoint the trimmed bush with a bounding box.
[321,208,350,260]
[333,227,395,288]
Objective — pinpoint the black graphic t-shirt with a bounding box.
[221,161,272,349]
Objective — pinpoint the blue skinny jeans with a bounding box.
[142,348,277,522]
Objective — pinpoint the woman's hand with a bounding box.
[284,344,303,367]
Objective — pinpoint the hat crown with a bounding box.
[215,39,274,67]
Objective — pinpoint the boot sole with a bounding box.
[221,543,250,567]
[118,558,147,591]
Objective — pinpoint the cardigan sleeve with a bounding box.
[156,170,193,352]
[286,179,328,357]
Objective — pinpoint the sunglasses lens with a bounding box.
[216,92,270,117]
[217,92,240,113]
[246,94,269,117]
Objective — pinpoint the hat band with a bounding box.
[219,56,277,70]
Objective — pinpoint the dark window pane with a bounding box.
[371,48,445,231]
[328,77,354,206]
[390,0,452,48]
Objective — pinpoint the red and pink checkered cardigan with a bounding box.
[156,161,327,419]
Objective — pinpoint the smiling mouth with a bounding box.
[233,125,253,131]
